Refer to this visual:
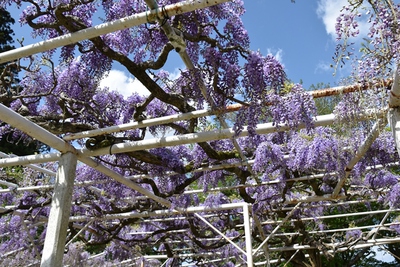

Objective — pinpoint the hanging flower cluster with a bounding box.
[0,0,400,266]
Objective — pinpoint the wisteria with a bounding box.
[335,0,400,81]
[0,0,400,266]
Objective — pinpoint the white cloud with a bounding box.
[170,68,183,80]
[317,0,370,40]
[99,70,149,98]
[315,61,333,73]
[99,68,186,100]
[317,0,348,38]
[267,48,284,66]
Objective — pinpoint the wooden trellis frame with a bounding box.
[1,0,400,266]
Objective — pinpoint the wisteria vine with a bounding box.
[0,0,400,266]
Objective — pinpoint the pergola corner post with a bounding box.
[243,203,253,267]
[389,108,400,155]
[40,152,77,267]
[389,66,400,156]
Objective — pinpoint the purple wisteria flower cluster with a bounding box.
[335,1,400,81]
[0,0,400,266]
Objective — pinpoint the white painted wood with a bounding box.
[253,203,301,256]
[81,110,386,158]
[0,151,56,176]
[79,156,172,208]
[0,103,172,207]
[0,0,230,64]
[332,118,386,198]
[0,152,60,167]
[194,212,247,255]
[40,152,77,267]
[389,107,400,156]
[389,67,400,107]
[0,104,75,154]
[62,83,387,142]
[243,203,253,267]
[0,108,384,167]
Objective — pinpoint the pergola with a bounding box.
[1,0,400,266]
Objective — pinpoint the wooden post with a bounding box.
[389,108,400,156]
[389,67,400,156]
[243,203,253,267]
[40,152,77,267]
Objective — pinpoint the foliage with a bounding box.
[0,7,19,95]
[0,0,399,266]
[334,0,400,82]
[309,82,341,116]
[0,7,46,156]
[0,7,14,53]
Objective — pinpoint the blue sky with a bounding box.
[3,0,395,263]
[102,0,355,95]
[242,0,346,89]
[6,0,354,97]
